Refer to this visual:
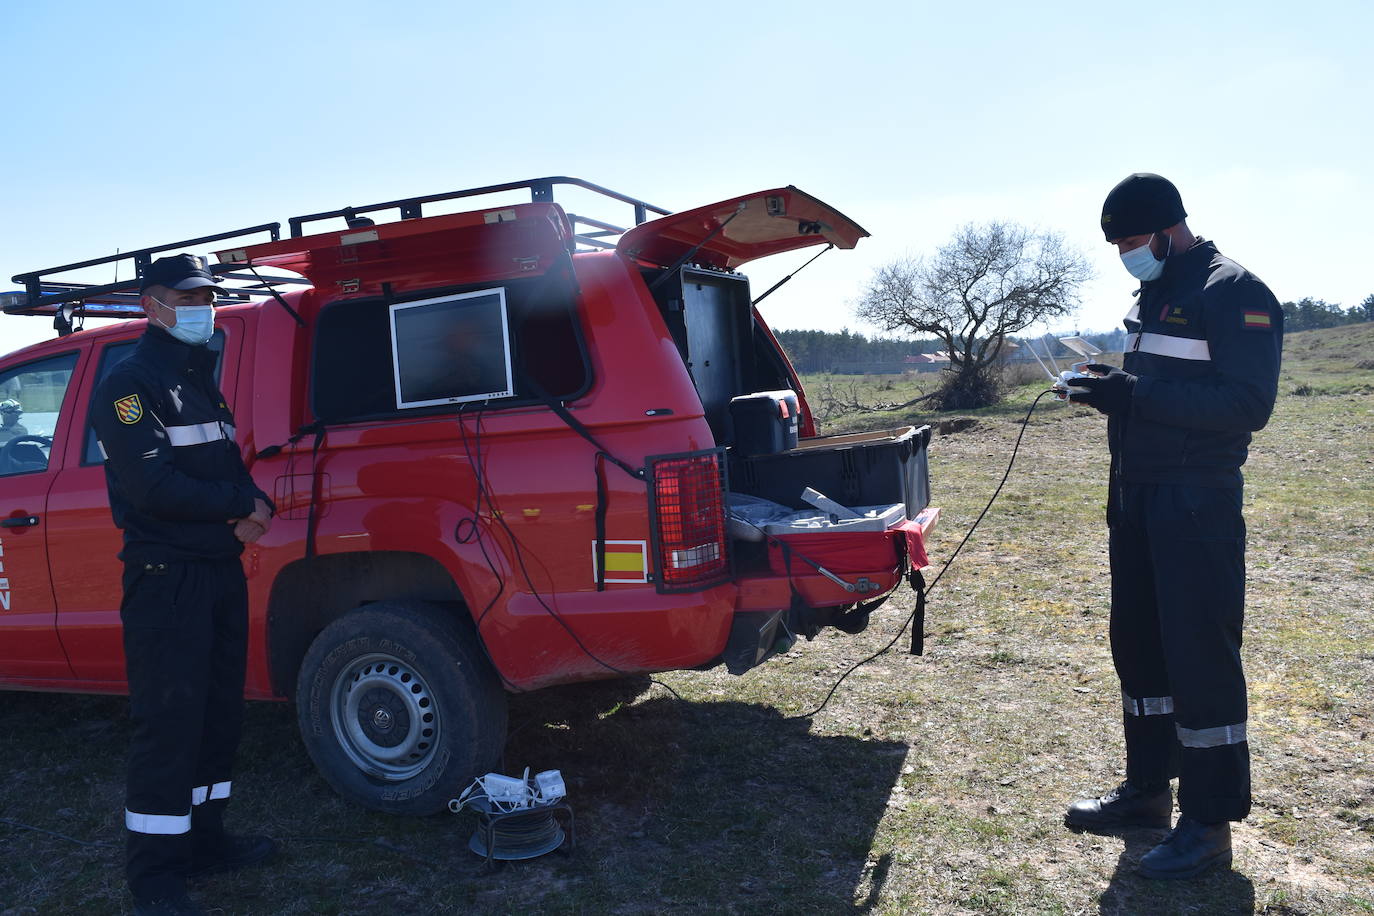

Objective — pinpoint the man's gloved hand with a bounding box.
[1069,364,1138,415]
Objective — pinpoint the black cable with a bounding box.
[276,835,432,864]
[789,389,1057,720]
[454,408,684,703]
[0,817,115,849]
[454,406,521,695]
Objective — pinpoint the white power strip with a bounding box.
[449,768,567,814]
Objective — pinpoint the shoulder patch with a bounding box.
[114,394,143,424]
[1242,310,1273,331]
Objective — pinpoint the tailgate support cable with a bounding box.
[751,244,833,306]
[646,205,744,293]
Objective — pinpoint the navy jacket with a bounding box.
[90,327,270,564]
[1111,239,1284,489]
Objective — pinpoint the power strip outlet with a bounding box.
[534,769,566,800]
[482,773,531,806]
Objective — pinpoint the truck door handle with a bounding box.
[1,515,39,528]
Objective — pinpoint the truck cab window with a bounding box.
[0,352,79,477]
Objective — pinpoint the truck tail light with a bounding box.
[646,448,731,593]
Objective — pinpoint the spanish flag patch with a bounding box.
[114,394,143,424]
[1242,311,1272,330]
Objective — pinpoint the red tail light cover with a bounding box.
[646,448,731,593]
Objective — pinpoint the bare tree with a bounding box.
[857,222,1092,410]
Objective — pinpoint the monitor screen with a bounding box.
[389,288,515,409]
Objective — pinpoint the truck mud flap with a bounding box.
[721,587,900,676]
[723,610,791,675]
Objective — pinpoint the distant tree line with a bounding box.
[774,329,944,374]
[780,294,1373,376]
[1281,294,1374,332]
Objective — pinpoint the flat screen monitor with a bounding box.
[389,288,515,409]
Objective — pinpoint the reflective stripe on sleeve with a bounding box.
[126,809,192,835]
[164,421,233,447]
[191,781,232,806]
[1177,722,1248,748]
[1125,332,1212,361]
[1123,693,1175,716]
[96,440,108,460]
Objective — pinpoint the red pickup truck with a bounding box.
[1,178,934,814]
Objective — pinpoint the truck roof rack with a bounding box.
[5,178,670,335]
[283,176,670,250]
[3,223,287,334]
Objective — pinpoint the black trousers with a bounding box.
[121,557,248,901]
[1108,482,1252,824]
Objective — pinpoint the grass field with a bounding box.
[3,325,1372,915]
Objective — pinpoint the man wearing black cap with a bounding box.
[1063,174,1283,879]
[90,254,276,915]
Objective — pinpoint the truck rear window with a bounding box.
[311,273,590,423]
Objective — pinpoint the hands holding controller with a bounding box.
[1067,363,1138,415]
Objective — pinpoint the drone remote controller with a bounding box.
[1053,362,1098,400]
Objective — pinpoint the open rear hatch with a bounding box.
[617,186,868,270]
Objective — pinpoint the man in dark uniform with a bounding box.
[90,254,277,915]
[1065,174,1283,879]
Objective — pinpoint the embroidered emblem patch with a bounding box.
[114,394,143,424]
[1160,303,1189,326]
[1242,311,1272,330]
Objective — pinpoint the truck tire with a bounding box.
[295,601,507,815]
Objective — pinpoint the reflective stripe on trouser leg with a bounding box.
[126,810,192,834]
[191,782,232,806]
[1108,490,1179,788]
[1178,723,1247,749]
[1146,484,1251,823]
[1123,693,1175,717]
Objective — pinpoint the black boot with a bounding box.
[187,833,277,879]
[1137,816,1232,879]
[1065,780,1171,833]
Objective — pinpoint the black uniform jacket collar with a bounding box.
[139,325,216,375]
[1145,238,1220,294]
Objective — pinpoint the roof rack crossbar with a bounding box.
[10,223,283,313]
[12,223,283,287]
[573,237,618,251]
[286,176,669,238]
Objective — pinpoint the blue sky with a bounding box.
[3,0,1370,357]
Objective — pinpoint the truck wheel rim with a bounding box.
[330,652,439,780]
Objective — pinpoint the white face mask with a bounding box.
[154,299,216,346]
[1119,233,1169,282]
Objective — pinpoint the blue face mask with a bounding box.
[155,300,216,346]
[1120,233,1169,282]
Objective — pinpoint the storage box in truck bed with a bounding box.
[729,425,932,519]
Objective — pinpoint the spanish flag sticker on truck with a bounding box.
[592,540,648,584]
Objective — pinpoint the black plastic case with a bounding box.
[728,425,931,519]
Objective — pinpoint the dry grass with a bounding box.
[3,325,1372,915]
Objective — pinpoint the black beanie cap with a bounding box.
[1100,173,1187,241]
